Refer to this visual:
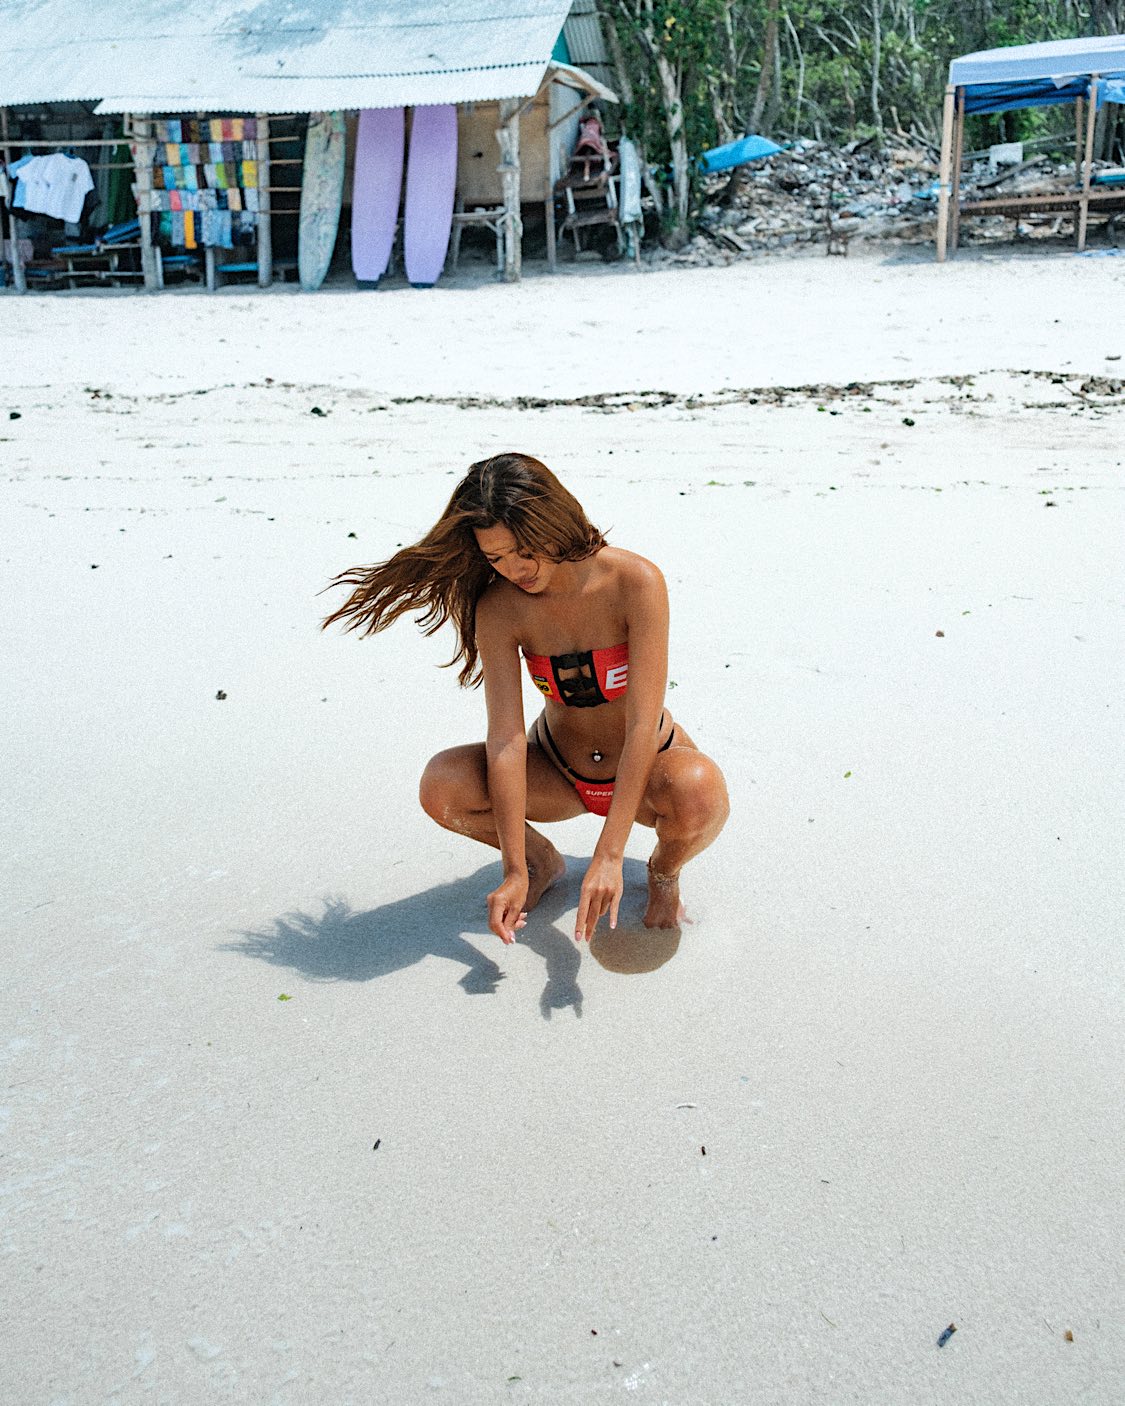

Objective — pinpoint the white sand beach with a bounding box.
[3,248,1124,1403]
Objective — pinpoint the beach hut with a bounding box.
[0,1,615,293]
[936,34,1125,259]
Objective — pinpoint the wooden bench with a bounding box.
[959,188,1125,217]
[450,199,505,272]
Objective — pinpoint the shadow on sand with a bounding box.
[226,857,680,1019]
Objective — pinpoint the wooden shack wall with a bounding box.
[456,96,552,206]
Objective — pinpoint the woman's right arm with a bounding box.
[476,591,529,942]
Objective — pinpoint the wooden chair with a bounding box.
[557,170,623,256]
[449,195,505,272]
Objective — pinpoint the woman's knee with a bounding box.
[651,752,729,833]
[418,746,487,821]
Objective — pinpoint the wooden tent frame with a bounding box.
[936,74,1125,260]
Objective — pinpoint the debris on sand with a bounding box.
[645,136,1114,267]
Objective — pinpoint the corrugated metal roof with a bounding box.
[562,0,614,93]
[0,1,579,112]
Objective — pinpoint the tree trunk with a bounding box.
[1090,0,1125,33]
[710,78,734,145]
[784,8,806,136]
[870,0,884,136]
[653,44,691,244]
[750,0,780,131]
[604,8,666,217]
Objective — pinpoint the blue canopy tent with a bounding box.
[936,34,1125,259]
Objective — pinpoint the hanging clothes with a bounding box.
[94,121,115,224]
[8,153,95,224]
[105,142,133,227]
[147,114,262,250]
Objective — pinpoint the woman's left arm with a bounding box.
[575,558,669,940]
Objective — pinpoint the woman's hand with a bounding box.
[487,871,529,945]
[575,855,623,942]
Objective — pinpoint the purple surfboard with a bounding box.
[404,104,458,287]
[351,107,404,283]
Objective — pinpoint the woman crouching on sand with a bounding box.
[323,453,729,945]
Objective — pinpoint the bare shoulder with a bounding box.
[476,579,524,643]
[598,545,667,600]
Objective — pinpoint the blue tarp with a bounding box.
[962,76,1091,114]
[700,134,783,173]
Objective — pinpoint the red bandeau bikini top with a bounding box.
[523,642,628,708]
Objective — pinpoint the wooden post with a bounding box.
[130,114,160,291]
[1074,96,1084,185]
[496,98,522,282]
[950,87,965,252]
[936,85,955,263]
[545,190,557,272]
[1078,76,1098,251]
[256,113,272,287]
[1,106,27,293]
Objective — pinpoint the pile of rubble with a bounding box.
[645,135,1092,264]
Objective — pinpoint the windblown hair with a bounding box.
[321,453,606,686]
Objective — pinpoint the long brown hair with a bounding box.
[321,453,606,685]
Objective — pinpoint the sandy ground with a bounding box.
[3,248,1124,1404]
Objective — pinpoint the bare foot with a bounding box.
[644,863,687,929]
[526,844,566,910]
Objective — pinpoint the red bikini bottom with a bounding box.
[572,777,616,817]
[536,715,675,817]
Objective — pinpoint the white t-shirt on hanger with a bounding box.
[9,153,95,225]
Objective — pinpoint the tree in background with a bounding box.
[599,1,740,246]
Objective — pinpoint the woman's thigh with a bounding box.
[634,726,727,829]
[526,734,588,822]
[420,740,585,824]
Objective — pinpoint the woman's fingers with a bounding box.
[504,903,528,942]
[575,857,625,941]
[487,877,530,944]
[487,892,516,944]
[576,888,615,941]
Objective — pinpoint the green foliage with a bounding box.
[602,1,733,212]
[600,0,1098,157]
[598,0,1111,237]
